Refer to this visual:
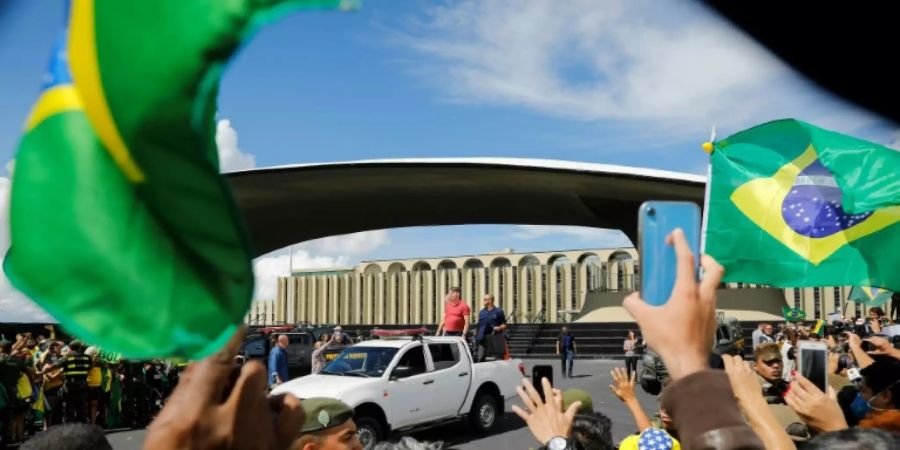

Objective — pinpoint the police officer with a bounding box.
[291,398,363,450]
[53,340,92,423]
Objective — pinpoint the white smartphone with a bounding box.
[797,340,829,392]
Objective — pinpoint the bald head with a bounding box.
[277,335,289,349]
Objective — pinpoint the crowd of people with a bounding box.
[0,331,186,446]
[6,230,899,449]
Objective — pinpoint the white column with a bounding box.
[549,266,558,322]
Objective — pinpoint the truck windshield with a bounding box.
[320,347,399,377]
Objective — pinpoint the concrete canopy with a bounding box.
[226,158,706,257]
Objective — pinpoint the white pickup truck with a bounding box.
[272,335,525,449]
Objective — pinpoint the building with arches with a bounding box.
[244,248,877,326]
[261,247,637,326]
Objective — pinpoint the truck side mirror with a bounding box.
[390,366,412,381]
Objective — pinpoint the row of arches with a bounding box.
[364,250,634,274]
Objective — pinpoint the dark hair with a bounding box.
[449,287,461,294]
[869,307,885,317]
[803,428,899,450]
[21,424,112,450]
[571,412,613,450]
[860,358,900,408]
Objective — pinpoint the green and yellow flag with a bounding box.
[848,286,893,308]
[4,0,352,359]
[705,119,900,291]
[782,305,806,322]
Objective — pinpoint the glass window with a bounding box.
[241,338,266,357]
[428,343,460,371]
[395,345,427,378]
[321,347,399,378]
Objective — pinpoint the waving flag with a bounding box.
[782,306,806,322]
[848,286,893,307]
[4,0,353,359]
[705,119,900,291]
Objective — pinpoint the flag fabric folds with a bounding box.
[704,119,900,291]
[5,0,353,359]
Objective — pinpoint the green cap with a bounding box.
[300,398,355,433]
[562,388,593,415]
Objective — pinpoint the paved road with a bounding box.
[106,359,659,450]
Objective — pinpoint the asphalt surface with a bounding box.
[105,359,660,450]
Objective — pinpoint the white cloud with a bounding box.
[216,119,256,172]
[395,0,879,136]
[252,250,349,301]
[0,171,55,323]
[295,229,391,257]
[252,230,391,301]
[512,225,631,247]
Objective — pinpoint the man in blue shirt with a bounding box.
[475,294,507,362]
[268,334,289,388]
[556,327,577,378]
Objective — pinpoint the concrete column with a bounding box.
[400,272,409,324]
[425,271,435,324]
[549,266,559,322]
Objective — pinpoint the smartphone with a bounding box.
[798,341,829,392]
[638,201,702,306]
[531,365,553,402]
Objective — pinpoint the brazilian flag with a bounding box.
[782,306,806,322]
[705,119,900,291]
[4,0,353,359]
[848,286,893,307]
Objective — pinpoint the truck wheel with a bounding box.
[355,416,382,450]
[469,393,499,433]
[639,376,661,395]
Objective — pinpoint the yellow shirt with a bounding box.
[87,366,102,387]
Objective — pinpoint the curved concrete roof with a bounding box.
[226,158,706,257]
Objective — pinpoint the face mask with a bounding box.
[850,393,871,419]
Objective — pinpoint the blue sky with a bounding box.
[1,1,897,314]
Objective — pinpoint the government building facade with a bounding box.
[246,247,875,326]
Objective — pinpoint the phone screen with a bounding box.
[800,347,828,392]
[638,201,701,306]
[531,365,553,402]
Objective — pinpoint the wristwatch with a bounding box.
[545,436,568,450]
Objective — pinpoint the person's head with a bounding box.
[84,346,99,360]
[869,307,885,320]
[562,326,569,335]
[562,389,593,415]
[627,330,636,339]
[448,287,461,302]
[20,423,113,450]
[68,340,83,354]
[571,412,613,450]
[48,341,61,355]
[803,428,899,450]
[753,343,783,382]
[657,377,676,432]
[26,338,36,349]
[277,334,290,349]
[293,398,361,450]
[857,358,900,413]
[483,294,494,308]
[762,323,773,335]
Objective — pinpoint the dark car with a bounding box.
[639,316,744,395]
[240,331,317,380]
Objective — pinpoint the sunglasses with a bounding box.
[762,358,783,366]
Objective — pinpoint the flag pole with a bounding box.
[700,126,716,254]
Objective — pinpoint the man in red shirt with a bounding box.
[436,287,470,337]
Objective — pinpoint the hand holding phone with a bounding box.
[638,201,702,306]
[797,341,829,392]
